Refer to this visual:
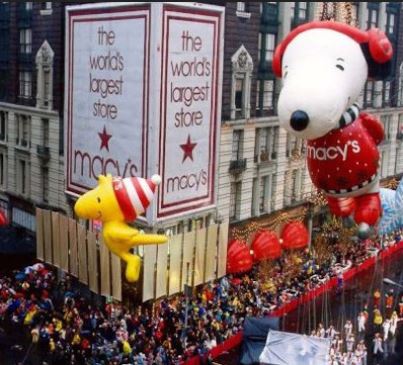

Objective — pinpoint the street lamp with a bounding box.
[383,278,403,289]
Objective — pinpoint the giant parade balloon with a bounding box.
[0,208,7,226]
[74,174,167,282]
[379,179,403,235]
[281,221,309,250]
[274,21,393,237]
[226,240,253,274]
[252,230,282,261]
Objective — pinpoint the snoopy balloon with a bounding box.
[74,174,167,282]
[274,21,393,236]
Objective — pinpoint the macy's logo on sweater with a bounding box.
[306,140,361,161]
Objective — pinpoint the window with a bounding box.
[399,63,403,106]
[19,28,32,54]
[398,114,403,139]
[286,133,304,158]
[16,114,30,148]
[395,147,401,175]
[42,167,49,203]
[259,176,267,213]
[351,3,359,27]
[232,130,244,160]
[0,111,7,141]
[42,118,49,146]
[289,169,304,203]
[258,33,276,62]
[365,81,374,107]
[0,70,7,100]
[380,115,392,141]
[230,182,242,221]
[25,2,33,11]
[368,8,378,28]
[19,71,32,98]
[387,12,395,34]
[235,78,244,111]
[383,81,391,106]
[381,150,388,178]
[0,152,5,188]
[42,2,52,10]
[256,79,275,114]
[252,178,258,216]
[43,70,51,106]
[17,159,28,195]
[255,126,278,162]
[231,46,253,119]
[292,2,308,23]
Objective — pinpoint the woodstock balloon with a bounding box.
[74,174,167,282]
[274,21,393,236]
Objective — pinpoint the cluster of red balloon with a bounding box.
[226,221,309,274]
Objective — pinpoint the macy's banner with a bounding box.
[65,2,224,223]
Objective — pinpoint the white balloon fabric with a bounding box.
[259,330,331,365]
[379,179,403,235]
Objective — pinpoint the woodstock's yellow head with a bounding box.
[74,174,124,222]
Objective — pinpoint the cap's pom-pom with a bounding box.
[151,174,162,185]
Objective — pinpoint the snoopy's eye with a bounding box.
[97,197,101,203]
[336,64,345,71]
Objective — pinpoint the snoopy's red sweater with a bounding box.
[306,113,384,195]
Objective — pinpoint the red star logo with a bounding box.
[98,126,112,152]
[180,134,197,163]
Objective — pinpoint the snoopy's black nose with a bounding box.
[290,110,309,131]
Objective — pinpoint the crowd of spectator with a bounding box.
[0,229,401,365]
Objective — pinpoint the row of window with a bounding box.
[229,166,305,221]
[0,111,49,149]
[0,151,49,202]
[232,127,305,163]
[0,110,50,202]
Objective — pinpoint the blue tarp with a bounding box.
[240,316,280,365]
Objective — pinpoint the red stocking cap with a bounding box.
[112,175,161,222]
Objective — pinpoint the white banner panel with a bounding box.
[43,210,52,264]
[100,237,111,297]
[111,253,122,301]
[168,234,182,296]
[77,224,88,285]
[59,214,69,273]
[205,224,218,282]
[194,227,206,286]
[142,244,157,302]
[35,208,44,261]
[157,4,223,219]
[66,4,150,194]
[51,212,61,268]
[156,243,168,298]
[68,218,78,277]
[181,231,195,291]
[260,330,331,365]
[87,231,99,294]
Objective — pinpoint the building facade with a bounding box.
[0,2,402,288]
[0,2,68,234]
[215,2,403,235]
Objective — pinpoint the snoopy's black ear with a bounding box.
[361,43,393,81]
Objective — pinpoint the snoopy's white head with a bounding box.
[274,22,393,140]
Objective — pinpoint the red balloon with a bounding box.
[0,209,7,226]
[281,221,309,250]
[226,240,253,274]
[252,230,282,261]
